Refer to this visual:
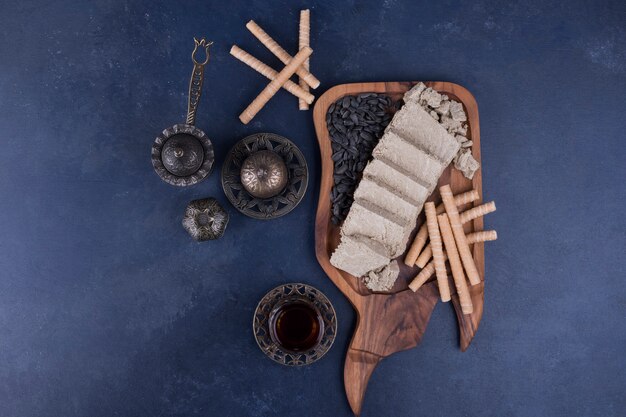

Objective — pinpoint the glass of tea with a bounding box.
[268,297,325,353]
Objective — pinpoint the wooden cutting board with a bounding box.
[313,82,485,416]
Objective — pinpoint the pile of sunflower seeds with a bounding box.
[326,93,394,225]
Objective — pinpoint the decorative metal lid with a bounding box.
[182,198,229,241]
[152,124,214,187]
[240,150,288,199]
[221,133,308,220]
[161,133,204,176]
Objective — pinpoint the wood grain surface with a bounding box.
[312,81,485,416]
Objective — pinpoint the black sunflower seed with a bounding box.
[326,92,394,223]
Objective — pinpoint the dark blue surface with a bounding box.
[1,1,625,416]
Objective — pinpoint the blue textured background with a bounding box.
[1,1,625,416]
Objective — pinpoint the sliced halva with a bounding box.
[387,103,460,163]
[353,178,419,225]
[362,159,430,207]
[341,202,407,258]
[330,234,390,278]
[372,131,445,190]
[363,260,400,292]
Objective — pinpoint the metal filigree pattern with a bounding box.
[186,38,213,125]
[186,64,204,125]
[253,283,337,367]
[221,133,308,219]
[182,198,229,241]
[152,124,214,187]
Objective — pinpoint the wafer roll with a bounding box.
[415,201,496,268]
[415,244,434,269]
[239,46,313,124]
[404,227,429,267]
[246,20,320,89]
[298,9,310,110]
[440,185,481,286]
[408,260,436,292]
[404,189,479,266]
[230,45,314,104]
[409,230,497,292]
[460,201,496,224]
[424,202,450,301]
[438,213,473,314]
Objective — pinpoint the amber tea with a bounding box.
[269,299,324,352]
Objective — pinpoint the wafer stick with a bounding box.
[424,202,450,301]
[438,213,472,314]
[239,46,312,124]
[440,185,481,286]
[460,201,496,224]
[404,189,479,266]
[415,201,496,267]
[298,9,310,110]
[230,45,314,104]
[404,227,429,267]
[409,230,497,292]
[246,20,320,89]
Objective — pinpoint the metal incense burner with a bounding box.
[152,38,215,187]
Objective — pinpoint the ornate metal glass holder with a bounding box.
[221,133,308,219]
[253,283,337,367]
[152,38,215,187]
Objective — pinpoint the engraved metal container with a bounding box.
[182,198,229,241]
[221,133,308,220]
[240,150,288,199]
[153,124,214,186]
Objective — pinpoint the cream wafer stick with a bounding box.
[409,230,497,292]
[298,9,310,110]
[438,213,472,314]
[239,46,312,124]
[460,201,496,224]
[408,260,436,292]
[404,189,479,266]
[230,46,314,104]
[424,202,450,302]
[415,201,496,267]
[414,244,434,268]
[467,230,498,244]
[440,184,481,286]
[404,227,429,267]
[246,20,320,89]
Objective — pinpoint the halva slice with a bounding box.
[387,102,460,163]
[372,131,445,190]
[362,159,430,207]
[330,234,390,278]
[363,260,400,292]
[341,202,407,258]
[352,178,420,225]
